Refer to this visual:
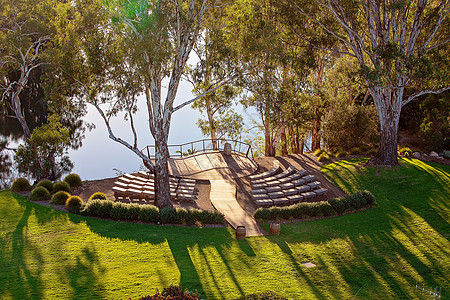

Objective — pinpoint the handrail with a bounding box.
[141,138,254,158]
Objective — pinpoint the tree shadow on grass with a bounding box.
[0,194,44,300]
[78,216,235,298]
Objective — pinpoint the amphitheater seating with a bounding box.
[249,164,328,207]
[112,172,197,202]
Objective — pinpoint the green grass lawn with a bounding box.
[0,158,448,299]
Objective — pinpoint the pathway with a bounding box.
[210,179,266,237]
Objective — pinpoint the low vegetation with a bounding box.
[1,158,448,299]
[65,195,83,213]
[254,190,376,222]
[52,181,71,194]
[11,177,31,192]
[36,179,53,193]
[64,173,82,188]
[29,186,51,201]
[88,192,108,201]
[50,191,71,205]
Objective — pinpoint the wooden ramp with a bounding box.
[210,180,266,237]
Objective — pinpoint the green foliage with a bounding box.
[419,94,450,150]
[64,173,82,188]
[50,191,70,205]
[36,179,53,193]
[398,146,412,156]
[367,149,378,156]
[322,104,379,151]
[440,150,450,159]
[235,291,288,300]
[336,150,347,158]
[254,191,376,221]
[160,207,182,224]
[65,196,83,213]
[52,181,71,194]
[349,147,363,155]
[138,205,160,223]
[138,284,200,300]
[110,202,140,221]
[15,114,73,181]
[89,192,108,201]
[29,186,51,201]
[313,149,323,156]
[11,178,32,192]
[82,199,114,218]
[317,152,330,162]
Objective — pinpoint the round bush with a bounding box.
[89,192,108,201]
[50,191,70,205]
[29,186,51,201]
[64,173,82,188]
[11,178,32,192]
[36,179,53,193]
[53,181,71,194]
[336,150,347,158]
[65,196,83,213]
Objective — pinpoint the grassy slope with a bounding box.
[0,158,448,299]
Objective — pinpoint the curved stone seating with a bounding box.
[249,162,281,181]
[113,172,197,202]
[249,165,328,207]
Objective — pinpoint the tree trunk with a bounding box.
[205,97,218,150]
[11,90,31,139]
[371,87,402,166]
[154,131,173,208]
[280,126,288,155]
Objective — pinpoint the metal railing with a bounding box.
[141,138,253,158]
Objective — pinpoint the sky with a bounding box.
[68,79,261,180]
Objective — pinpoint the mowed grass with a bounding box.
[0,158,449,299]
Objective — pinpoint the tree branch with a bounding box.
[402,86,450,106]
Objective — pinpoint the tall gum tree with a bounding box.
[84,0,226,208]
[276,0,449,165]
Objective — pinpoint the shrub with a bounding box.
[317,152,330,162]
[160,207,182,224]
[235,291,288,300]
[50,191,70,205]
[139,205,160,223]
[254,208,271,222]
[53,181,71,194]
[359,190,376,206]
[349,147,363,155]
[81,199,114,218]
[313,149,323,156]
[399,146,412,156]
[322,104,379,151]
[29,186,51,201]
[64,173,82,188]
[138,285,200,300]
[65,195,83,213]
[367,149,378,156]
[110,202,140,221]
[36,179,53,193]
[11,178,32,192]
[336,150,347,158]
[89,192,108,201]
[440,150,450,159]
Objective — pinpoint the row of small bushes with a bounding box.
[254,190,376,222]
[79,199,226,225]
[11,174,82,193]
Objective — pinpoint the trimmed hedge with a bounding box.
[29,186,51,201]
[36,179,53,193]
[254,190,376,222]
[64,173,82,188]
[11,178,32,192]
[79,200,225,225]
[50,191,71,205]
[53,181,71,194]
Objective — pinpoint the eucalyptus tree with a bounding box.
[82,0,227,208]
[274,0,450,165]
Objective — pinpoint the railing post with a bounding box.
[180,145,182,157]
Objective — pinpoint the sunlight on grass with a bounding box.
[1,157,449,299]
